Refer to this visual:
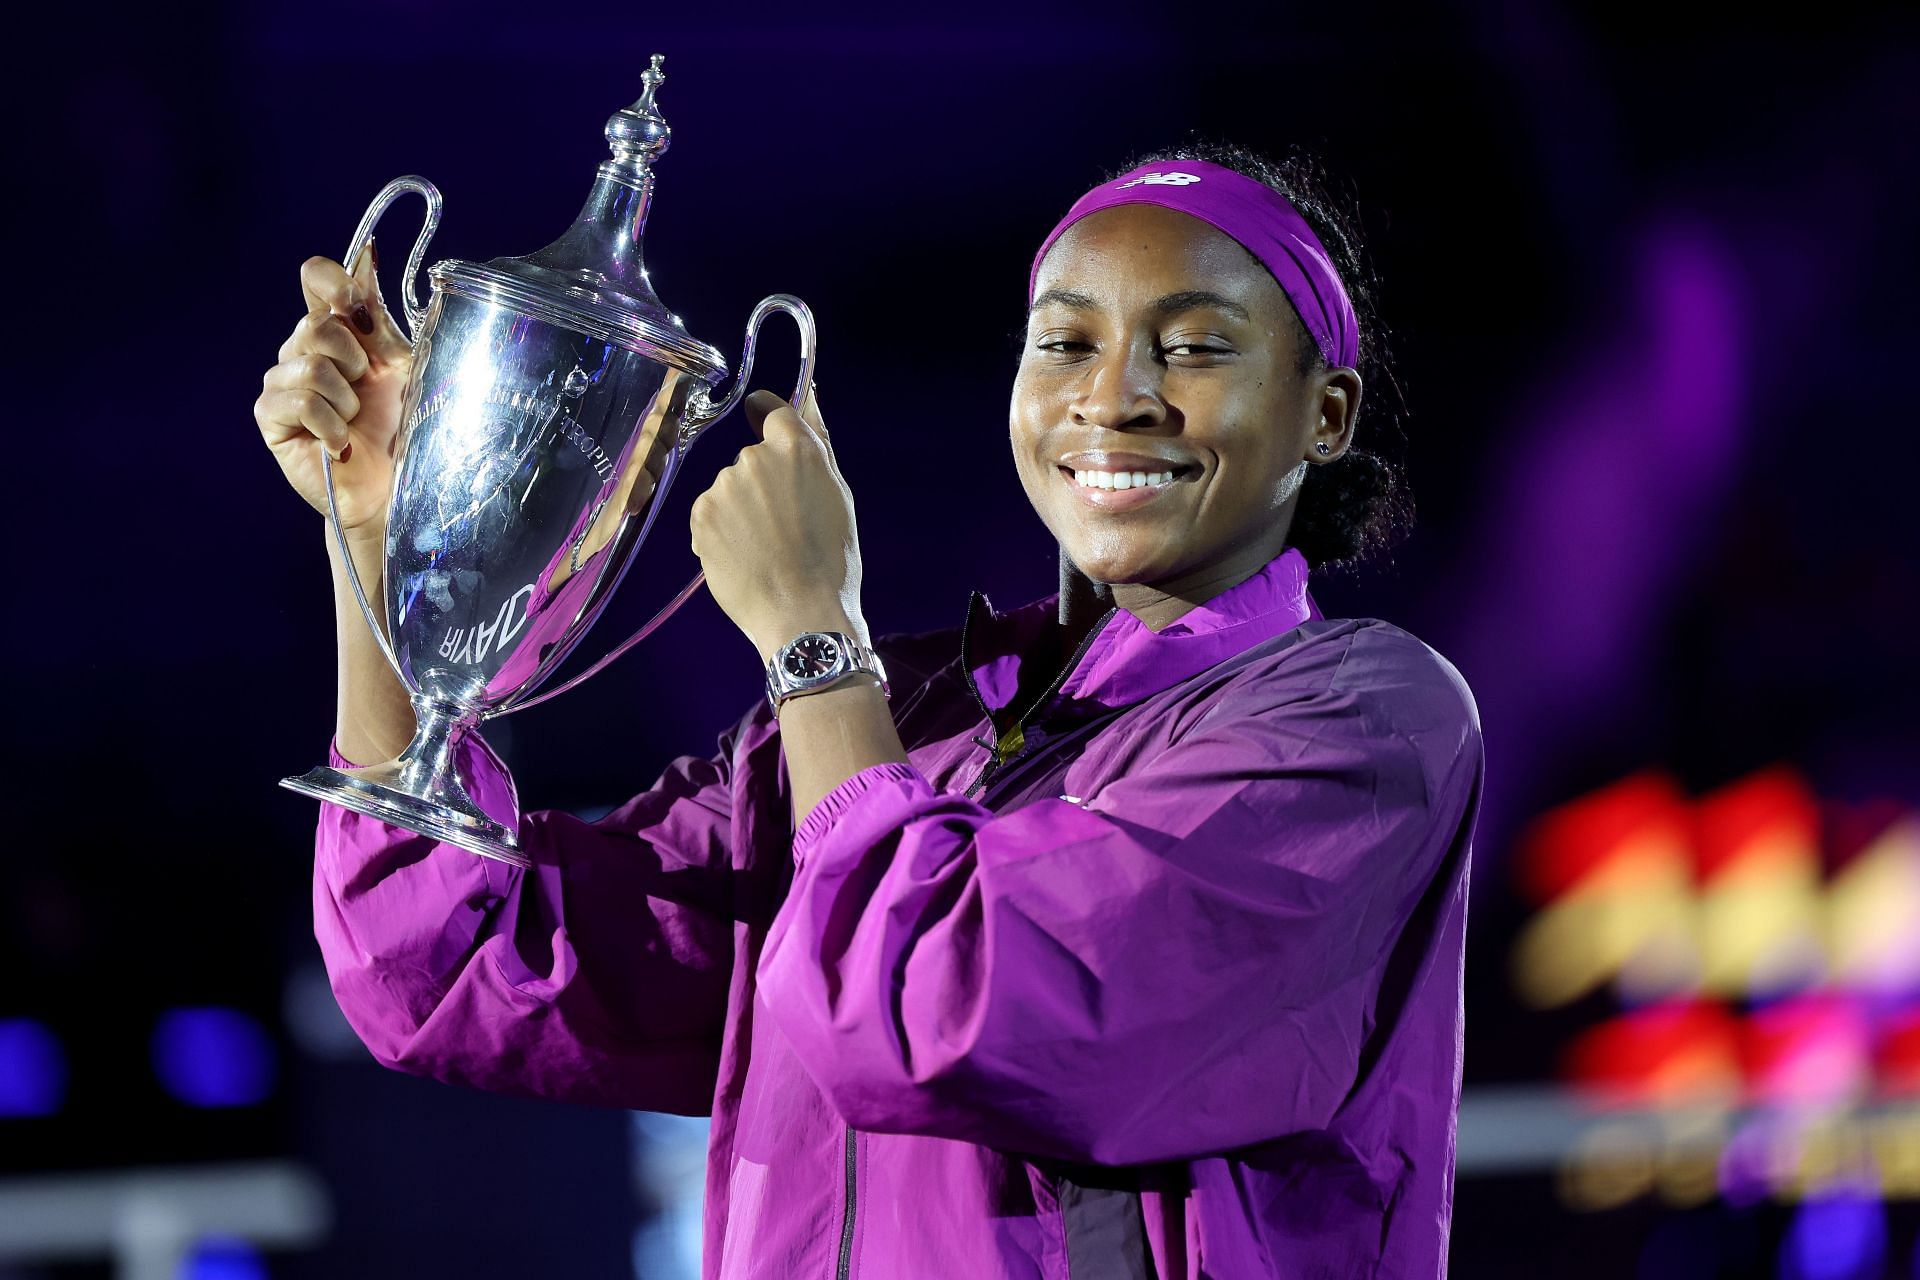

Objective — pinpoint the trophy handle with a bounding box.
[681,293,818,445]
[342,175,443,339]
[490,294,818,718]
[322,177,446,694]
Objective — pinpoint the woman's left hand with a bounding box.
[690,386,869,662]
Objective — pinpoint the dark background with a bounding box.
[5,2,1916,1276]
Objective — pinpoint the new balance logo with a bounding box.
[1117,171,1201,189]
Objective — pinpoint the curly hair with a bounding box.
[1118,142,1414,575]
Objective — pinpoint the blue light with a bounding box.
[177,1236,267,1280]
[1781,1189,1885,1280]
[152,1007,277,1108]
[0,1018,66,1118]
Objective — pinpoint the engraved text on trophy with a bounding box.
[439,583,536,664]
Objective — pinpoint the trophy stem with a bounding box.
[280,697,529,869]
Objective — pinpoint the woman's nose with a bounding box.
[1069,344,1165,431]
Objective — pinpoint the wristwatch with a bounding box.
[765,631,890,713]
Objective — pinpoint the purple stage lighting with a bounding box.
[178,1236,268,1280]
[152,1007,278,1109]
[0,1018,66,1118]
[1782,1188,1886,1280]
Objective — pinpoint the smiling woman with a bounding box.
[270,141,1483,1280]
[1030,144,1411,590]
[1020,198,1344,624]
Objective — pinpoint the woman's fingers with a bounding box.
[347,239,412,356]
[744,385,831,449]
[741,389,782,440]
[278,309,370,381]
[689,376,861,654]
[256,386,352,458]
[299,245,410,364]
[260,250,410,524]
[262,353,362,426]
[300,254,356,319]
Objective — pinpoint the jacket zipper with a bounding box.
[964,607,1116,799]
[826,600,1111,1279]
[836,1126,857,1279]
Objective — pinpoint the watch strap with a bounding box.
[765,631,890,713]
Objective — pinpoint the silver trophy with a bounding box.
[282,56,814,868]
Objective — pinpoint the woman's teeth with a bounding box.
[1070,468,1177,491]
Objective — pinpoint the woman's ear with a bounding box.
[1311,367,1363,461]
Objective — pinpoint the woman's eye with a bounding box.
[1035,338,1093,355]
[1163,342,1233,359]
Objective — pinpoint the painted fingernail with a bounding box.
[336,443,353,464]
[352,305,374,334]
[369,238,380,272]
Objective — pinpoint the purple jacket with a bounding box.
[315,548,1483,1278]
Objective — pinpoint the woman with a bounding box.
[256,143,1484,1279]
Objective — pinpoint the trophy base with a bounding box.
[282,762,531,870]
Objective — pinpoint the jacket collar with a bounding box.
[962,547,1320,722]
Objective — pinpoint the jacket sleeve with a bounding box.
[756,659,1481,1165]
[315,702,779,1114]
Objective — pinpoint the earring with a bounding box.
[1315,441,1332,456]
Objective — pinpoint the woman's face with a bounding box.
[1011,203,1355,601]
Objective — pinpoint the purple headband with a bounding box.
[1027,159,1359,370]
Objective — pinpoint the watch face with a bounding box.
[782,634,843,681]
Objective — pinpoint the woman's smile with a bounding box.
[1057,448,1198,509]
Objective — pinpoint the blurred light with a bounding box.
[1781,1187,1885,1280]
[1787,1122,1876,1203]
[177,1236,267,1280]
[1514,770,1920,1111]
[1654,1110,1726,1208]
[1539,1101,1920,1210]
[1562,1001,1742,1107]
[0,1018,65,1117]
[1744,995,1871,1108]
[1558,1121,1656,1212]
[152,1007,277,1108]
[1829,817,1920,995]
[1510,772,1699,1008]
[281,963,365,1062]
[1867,1112,1920,1198]
[1516,771,1691,905]
[631,1112,709,1280]
[1696,767,1825,997]
[1511,852,1699,1010]
[1719,1118,1783,1207]
[1874,1008,1920,1098]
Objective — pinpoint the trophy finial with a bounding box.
[606,54,671,172]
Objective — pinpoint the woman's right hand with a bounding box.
[254,244,414,535]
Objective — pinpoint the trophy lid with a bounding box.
[433,56,729,383]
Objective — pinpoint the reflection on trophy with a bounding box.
[282,56,816,867]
